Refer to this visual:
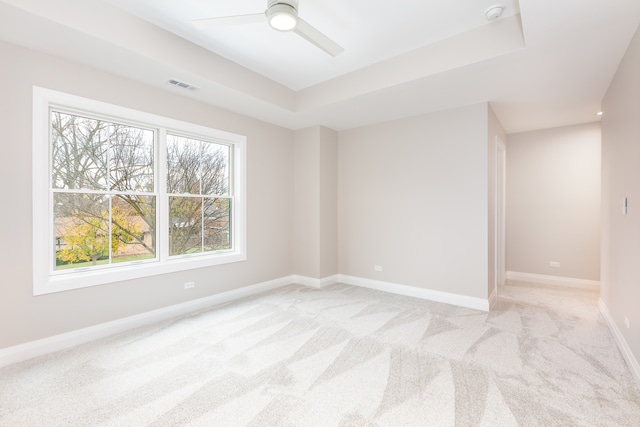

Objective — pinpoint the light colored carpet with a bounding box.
[1,281,639,426]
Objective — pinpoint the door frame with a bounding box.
[494,136,506,296]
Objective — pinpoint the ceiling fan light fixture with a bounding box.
[267,3,298,31]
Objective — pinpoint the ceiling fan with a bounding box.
[192,0,344,57]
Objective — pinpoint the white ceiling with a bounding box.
[1,0,640,133]
[102,0,522,91]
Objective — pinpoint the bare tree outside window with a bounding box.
[167,134,231,256]
[51,112,231,270]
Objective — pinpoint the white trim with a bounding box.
[337,274,490,312]
[494,136,506,294]
[0,276,293,369]
[506,271,600,290]
[598,299,640,383]
[488,287,498,310]
[292,274,339,289]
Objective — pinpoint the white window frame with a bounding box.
[33,87,247,295]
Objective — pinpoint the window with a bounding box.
[33,87,246,295]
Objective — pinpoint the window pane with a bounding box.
[167,135,201,194]
[52,112,109,190]
[112,195,156,263]
[204,198,231,251]
[169,196,203,256]
[54,192,109,269]
[167,134,229,196]
[201,143,229,196]
[109,125,154,192]
[52,112,155,192]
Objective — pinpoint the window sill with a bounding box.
[34,250,246,296]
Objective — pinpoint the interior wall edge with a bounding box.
[488,287,498,310]
[292,274,339,289]
[599,298,640,383]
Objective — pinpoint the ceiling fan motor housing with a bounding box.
[268,0,298,9]
[267,1,299,31]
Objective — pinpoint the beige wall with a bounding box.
[601,24,640,364]
[318,127,339,278]
[338,104,490,299]
[506,123,601,281]
[293,126,338,279]
[293,127,320,278]
[0,39,509,351]
[0,41,294,349]
[488,105,507,298]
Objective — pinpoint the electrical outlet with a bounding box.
[374,265,383,272]
[184,281,195,289]
[625,316,630,329]
[549,262,560,268]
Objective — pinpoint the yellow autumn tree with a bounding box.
[57,206,143,266]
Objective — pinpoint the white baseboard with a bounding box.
[292,274,339,289]
[598,299,640,383]
[337,274,489,312]
[506,271,600,290]
[0,274,498,369]
[0,276,294,369]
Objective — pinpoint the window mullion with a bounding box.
[201,196,206,253]
[200,142,204,253]
[107,123,112,265]
[157,128,168,262]
[108,194,113,264]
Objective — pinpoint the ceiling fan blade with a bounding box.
[294,18,344,57]
[192,13,265,29]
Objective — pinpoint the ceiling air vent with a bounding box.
[167,79,199,90]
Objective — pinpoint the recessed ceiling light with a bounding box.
[596,111,603,116]
[485,4,504,21]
